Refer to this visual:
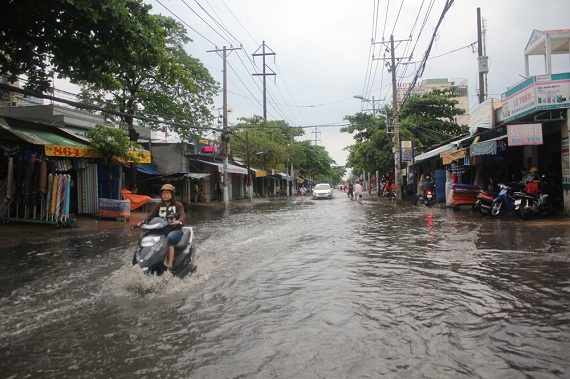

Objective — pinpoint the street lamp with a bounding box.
[354,95,378,115]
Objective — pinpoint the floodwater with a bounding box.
[1,193,570,378]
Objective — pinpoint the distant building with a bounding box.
[396,78,470,125]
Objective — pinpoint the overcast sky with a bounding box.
[58,0,569,167]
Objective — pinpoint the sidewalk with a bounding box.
[70,196,276,231]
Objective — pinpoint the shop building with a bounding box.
[411,29,570,215]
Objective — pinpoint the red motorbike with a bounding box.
[474,189,495,215]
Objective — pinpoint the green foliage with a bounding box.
[306,144,335,182]
[398,88,468,149]
[1,1,218,140]
[1,0,159,92]
[85,124,143,166]
[343,89,468,177]
[85,124,143,195]
[79,15,219,140]
[328,165,346,185]
[342,111,393,176]
[231,116,295,172]
[230,116,336,180]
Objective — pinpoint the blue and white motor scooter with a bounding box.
[490,183,516,217]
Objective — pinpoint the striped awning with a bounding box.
[470,135,507,156]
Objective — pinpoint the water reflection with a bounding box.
[1,196,569,378]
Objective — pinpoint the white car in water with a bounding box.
[312,183,333,199]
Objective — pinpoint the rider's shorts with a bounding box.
[167,230,183,246]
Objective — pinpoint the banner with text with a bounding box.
[506,123,543,146]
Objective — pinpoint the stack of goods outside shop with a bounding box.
[1,138,151,227]
[1,150,79,227]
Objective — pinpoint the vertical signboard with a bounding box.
[401,141,414,163]
[562,138,570,190]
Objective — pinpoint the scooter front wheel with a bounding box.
[491,202,502,217]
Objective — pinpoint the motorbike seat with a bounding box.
[514,191,536,200]
[174,228,191,249]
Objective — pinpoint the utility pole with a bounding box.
[208,46,241,208]
[311,127,321,146]
[377,35,411,204]
[374,35,411,204]
[390,35,402,204]
[477,8,489,103]
[246,131,252,201]
[289,128,294,197]
[252,41,276,120]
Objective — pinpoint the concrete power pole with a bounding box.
[389,35,402,204]
[477,8,489,104]
[252,41,276,120]
[374,35,410,204]
[207,46,241,208]
[389,35,412,204]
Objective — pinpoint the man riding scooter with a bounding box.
[422,176,436,206]
[137,184,185,271]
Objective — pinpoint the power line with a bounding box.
[154,0,218,46]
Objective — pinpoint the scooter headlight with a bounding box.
[141,235,161,247]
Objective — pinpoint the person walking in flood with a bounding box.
[354,181,364,204]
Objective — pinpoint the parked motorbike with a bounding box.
[513,180,554,220]
[490,183,517,217]
[474,189,495,215]
[133,216,197,278]
[383,188,396,201]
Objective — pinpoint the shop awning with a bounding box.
[251,167,267,177]
[414,142,457,163]
[470,135,507,156]
[0,117,87,147]
[158,172,212,182]
[123,163,162,175]
[191,159,248,175]
[1,117,151,163]
[182,172,211,180]
[138,164,161,175]
[269,171,291,180]
[442,149,467,165]
[414,135,471,163]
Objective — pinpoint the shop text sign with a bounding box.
[502,73,570,122]
[45,145,151,163]
[507,123,543,146]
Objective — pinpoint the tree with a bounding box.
[304,143,335,182]
[398,88,468,150]
[78,15,219,139]
[230,116,336,181]
[231,116,303,172]
[77,14,218,191]
[85,125,143,198]
[342,111,393,179]
[343,89,468,183]
[1,0,161,93]
[329,165,346,185]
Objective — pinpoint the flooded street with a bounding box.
[1,192,570,378]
